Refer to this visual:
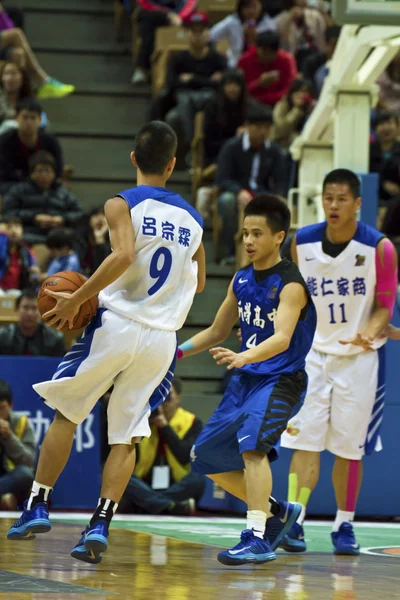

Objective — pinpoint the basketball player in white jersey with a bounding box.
[6,121,206,564]
[280,168,397,555]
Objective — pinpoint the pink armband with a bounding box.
[177,348,184,360]
[375,238,398,316]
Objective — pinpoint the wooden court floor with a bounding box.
[0,518,399,600]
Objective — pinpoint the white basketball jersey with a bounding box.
[296,221,383,356]
[99,185,203,331]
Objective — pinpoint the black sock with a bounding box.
[90,498,118,526]
[269,496,280,516]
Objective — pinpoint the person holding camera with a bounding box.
[272,78,315,150]
[119,378,206,515]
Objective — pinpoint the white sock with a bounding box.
[332,510,354,532]
[246,510,267,539]
[296,504,306,525]
[27,481,53,509]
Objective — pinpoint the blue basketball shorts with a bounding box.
[191,370,308,475]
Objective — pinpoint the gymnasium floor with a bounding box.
[0,514,399,600]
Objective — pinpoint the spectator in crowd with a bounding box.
[0,216,38,294]
[45,228,81,277]
[377,50,400,114]
[0,3,74,98]
[0,99,63,193]
[76,207,111,277]
[381,195,400,279]
[209,0,276,68]
[203,69,249,166]
[0,61,33,134]
[131,0,196,84]
[273,77,315,149]
[119,378,205,515]
[275,0,326,72]
[0,288,65,356]
[238,30,297,107]
[217,104,286,263]
[302,25,341,96]
[370,112,400,203]
[165,11,227,156]
[0,379,35,511]
[2,150,85,245]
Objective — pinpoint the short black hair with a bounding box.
[134,121,177,175]
[374,110,399,129]
[16,97,43,116]
[244,194,291,243]
[171,377,183,396]
[325,25,341,43]
[29,150,56,173]
[256,30,279,52]
[322,169,360,198]
[3,214,22,226]
[246,103,273,125]
[46,227,74,250]
[16,288,37,309]
[0,379,12,404]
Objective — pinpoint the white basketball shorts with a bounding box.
[33,308,177,445]
[281,347,385,460]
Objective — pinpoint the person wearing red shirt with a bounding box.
[238,30,297,106]
[0,216,37,293]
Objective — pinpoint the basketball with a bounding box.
[38,271,98,332]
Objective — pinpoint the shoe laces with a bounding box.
[339,522,356,543]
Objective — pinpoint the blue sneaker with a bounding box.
[264,501,302,550]
[217,529,276,566]
[7,501,51,540]
[280,522,307,552]
[331,522,360,556]
[71,520,108,564]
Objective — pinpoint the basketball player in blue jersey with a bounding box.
[280,169,397,555]
[178,194,317,565]
[6,121,206,564]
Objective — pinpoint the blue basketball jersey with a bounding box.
[232,258,316,376]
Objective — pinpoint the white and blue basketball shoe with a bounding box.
[264,501,302,550]
[71,520,109,564]
[7,501,51,540]
[331,522,360,556]
[217,529,276,566]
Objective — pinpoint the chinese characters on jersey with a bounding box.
[142,217,191,247]
[306,276,366,298]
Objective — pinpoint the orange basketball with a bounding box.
[38,271,98,332]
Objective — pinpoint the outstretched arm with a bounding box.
[179,278,238,358]
[211,282,307,369]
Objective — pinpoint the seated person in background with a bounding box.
[165,11,227,157]
[2,150,85,245]
[369,112,400,203]
[0,216,38,294]
[0,379,36,511]
[0,61,38,135]
[0,288,65,356]
[238,31,297,107]
[131,0,196,84]
[45,228,81,277]
[119,378,205,515]
[302,25,341,96]
[0,99,63,194]
[75,207,111,277]
[376,50,400,114]
[273,77,315,149]
[210,0,276,68]
[275,0,326,72]
[217,104,286,263]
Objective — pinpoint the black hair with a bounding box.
[216,69,247,129]
[256,30,279,52]
[3,214,22,225]
[287,78,315,109]
[89,206,105,218]
[16,97,43,116]
[0,379,12,404]
[0,61,33,99]
[171,377,183,396]
[281,0,296,11]
[246,102,273,125]
[16,288,37,309]
[29,150,56,173]
[374,110,399,129]
[133,121,177,176]
[322,169,360,198]
[236,0,262,22]
[244,194,291,243]
[46,228,74,250]
[325,25,341,43]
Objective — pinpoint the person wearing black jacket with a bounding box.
[2,150,85,245]
[75,207,111,277]
[217,104,286,262]
[119,378,205,515]
[0,289,65,356]
[0,98,63,194]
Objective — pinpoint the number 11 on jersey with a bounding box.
[328,302,347,324]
